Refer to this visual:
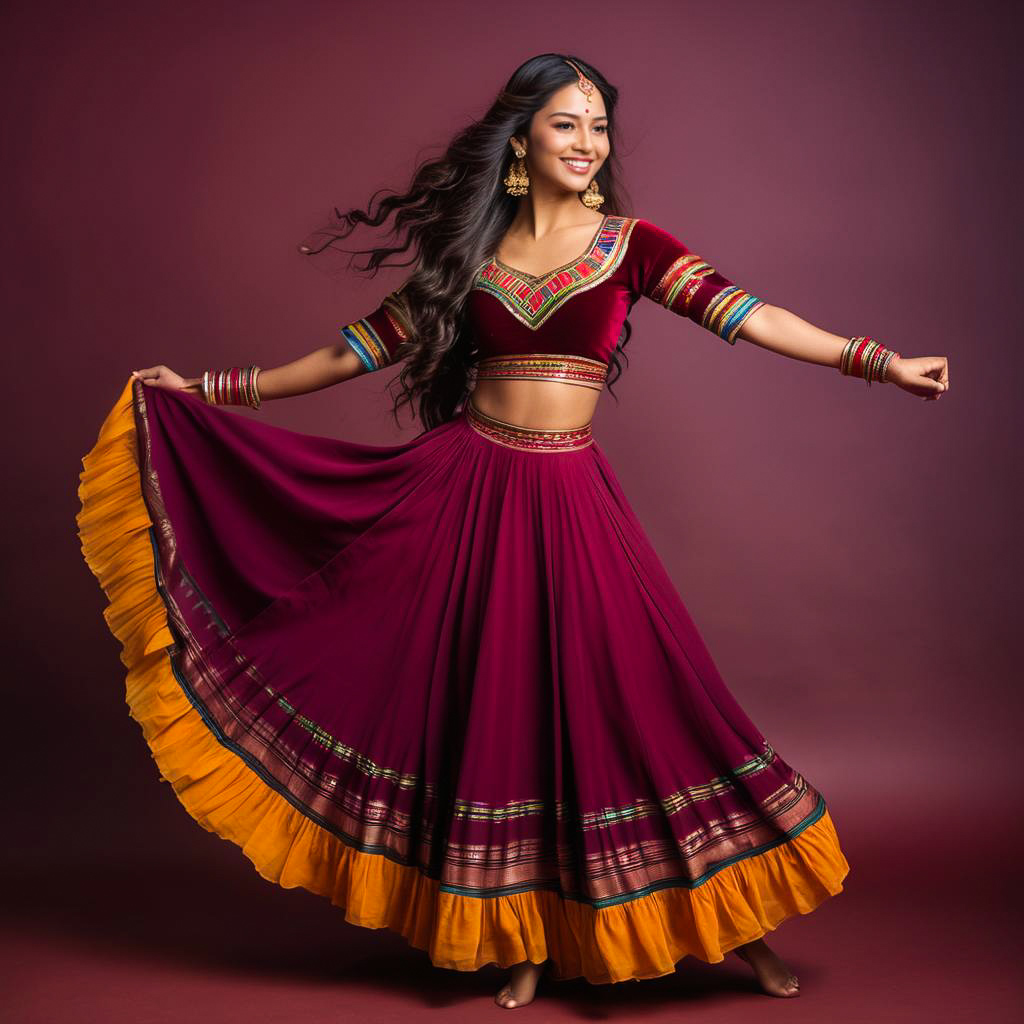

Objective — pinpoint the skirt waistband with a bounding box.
[472,353,608,391]
[464,398,594,453]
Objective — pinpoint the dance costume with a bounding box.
[77,215,849,984]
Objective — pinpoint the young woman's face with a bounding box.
[516,81,609,196]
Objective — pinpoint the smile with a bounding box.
[561,158,592,174]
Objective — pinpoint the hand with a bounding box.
[885,355,949,401]
[130,365,200,395]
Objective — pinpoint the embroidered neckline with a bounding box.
[473,215,637,331]
[491,214,609,283]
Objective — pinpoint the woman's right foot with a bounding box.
[732,938,801,997]
[494,959,547,1008]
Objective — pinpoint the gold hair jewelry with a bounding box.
[504,142,529,196]
[564,58,596,101]
[580,178,604,210]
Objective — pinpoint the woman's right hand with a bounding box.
[130,365,201,395]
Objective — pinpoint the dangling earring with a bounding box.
[580,178,605,210]
[504,144,529,196]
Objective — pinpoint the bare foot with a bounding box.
[732,938,800,997]
[494,959,547,1009]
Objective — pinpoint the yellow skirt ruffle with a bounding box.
[76,379,850,985]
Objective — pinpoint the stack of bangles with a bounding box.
[200,365,263,409]
[840,336,900,387]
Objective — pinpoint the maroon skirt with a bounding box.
[76,378,850,984]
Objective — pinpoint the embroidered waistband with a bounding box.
[472,352,608,391]
[464,398,594,453]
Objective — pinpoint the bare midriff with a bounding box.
[468,378,602,431]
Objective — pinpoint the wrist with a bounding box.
[881,354,901,383]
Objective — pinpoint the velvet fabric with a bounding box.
[75,376,850,984]
[340,216,768,374]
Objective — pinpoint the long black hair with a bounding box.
[301,53,637,432]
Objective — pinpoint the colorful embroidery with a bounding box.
[475,215,638,330]
[650,253,715,312]
[465,398,594,452]
[339,287,413,372]
[472,353,608,390]
[702,286,764,344]
[340,317,390,372]
[651,253,764,344]
[382,288,413,341]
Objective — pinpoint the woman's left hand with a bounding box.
[885,355,949,400]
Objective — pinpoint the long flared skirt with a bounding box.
[76,378,849,985]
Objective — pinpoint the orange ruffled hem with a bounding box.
[76,379,850,985]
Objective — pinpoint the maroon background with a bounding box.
[3,0,1021,1020]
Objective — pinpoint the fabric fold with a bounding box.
[76,379,849,985]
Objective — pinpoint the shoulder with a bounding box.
[626,217,685,249]
[617,217,688,270]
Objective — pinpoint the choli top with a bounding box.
[339,216,766,384]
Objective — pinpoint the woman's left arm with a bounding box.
[736,304,949,400]
[632,219,949,400]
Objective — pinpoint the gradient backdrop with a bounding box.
[2,0,1020,1021]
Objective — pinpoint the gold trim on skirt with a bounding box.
[464,397,594,452]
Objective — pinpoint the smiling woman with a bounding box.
[75,48,946,1014]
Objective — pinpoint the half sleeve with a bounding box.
[631,219,766,345]
[339,284,414,373]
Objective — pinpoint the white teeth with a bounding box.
[562,159,591,169]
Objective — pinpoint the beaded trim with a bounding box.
[473,352,608,391]
[650,253,764,345]
[340,318,390,372]
[474,216,638,330]
[464,398,594,452]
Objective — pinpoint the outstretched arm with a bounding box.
[735,304,949,401]
[632,220,949,401]
[132,283,414,402]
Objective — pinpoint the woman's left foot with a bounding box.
[494,959,547,1008]
[732,938,801,997]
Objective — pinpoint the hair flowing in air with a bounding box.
[301,53,637,432]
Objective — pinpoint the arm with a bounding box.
[137,283,415,402]
[633,221,949,399]
[178,343,369,401]
[734,304,947,398]
[734,303,866,368]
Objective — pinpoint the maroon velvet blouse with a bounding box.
[339,216,766,375]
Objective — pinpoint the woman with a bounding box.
[77,53,949,1009]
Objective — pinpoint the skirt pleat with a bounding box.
[76,378,849,985]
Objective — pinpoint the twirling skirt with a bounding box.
[76,378,849,985]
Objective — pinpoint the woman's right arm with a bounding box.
[172,343,370,400]
[133,283,415,401]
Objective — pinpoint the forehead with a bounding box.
[538,81,608,118]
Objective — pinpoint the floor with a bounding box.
[3,812,1019,1024]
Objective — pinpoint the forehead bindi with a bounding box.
[544,83,607,121]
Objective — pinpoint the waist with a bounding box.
[471,352,608,390]
[464,397,594,452]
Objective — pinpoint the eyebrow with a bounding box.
[547,111,608,121]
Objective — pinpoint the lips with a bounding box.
[561,158,593,174]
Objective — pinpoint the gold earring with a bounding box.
[580,178,604,210]
[504,145,529,196]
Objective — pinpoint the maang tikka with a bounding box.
[503,59,606,209]
[564,58,605,210]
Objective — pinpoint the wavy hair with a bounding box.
[301,53,637,432]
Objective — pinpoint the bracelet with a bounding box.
[200,366,262,408]
[839,337,900,387]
